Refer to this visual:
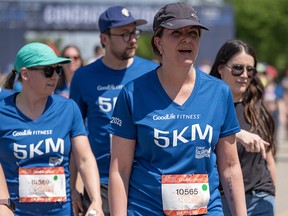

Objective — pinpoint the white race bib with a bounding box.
[19,167,66,202]
[162,174,210,215]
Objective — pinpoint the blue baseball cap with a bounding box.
[98,6,147,33]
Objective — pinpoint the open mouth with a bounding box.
[178,49,192,53]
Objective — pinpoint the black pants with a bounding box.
[83,184,110,216]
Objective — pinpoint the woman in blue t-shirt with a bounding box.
[0,42,104,216]
[108,3,247,216]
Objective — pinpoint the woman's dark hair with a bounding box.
[151,27,165,57]
[210,39,276,155]
[3,70,21,90]
[61,45,83,66]
[57,45,83,89]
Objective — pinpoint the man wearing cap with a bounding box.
[70,5,158,215]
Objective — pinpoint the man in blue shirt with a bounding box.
[70,5,158,215]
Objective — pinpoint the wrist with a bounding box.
[0,198,16,213]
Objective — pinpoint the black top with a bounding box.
[220,102,275,196]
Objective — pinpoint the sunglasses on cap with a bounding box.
[224,64,256,78]
[27,66,63,78]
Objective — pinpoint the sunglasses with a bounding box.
[64,55,80,61]
[27,66,63,78]
[225,64,256,77]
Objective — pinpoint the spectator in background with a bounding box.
[281,68,288,128]
[108,3,246,215]
[257,63,286,132]
[55,45,84,98]
[210,39,276,216]
[70,5,158,216]
[87,45,105,65]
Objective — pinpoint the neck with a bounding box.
[102,55,134,70]
[16,92,48,120]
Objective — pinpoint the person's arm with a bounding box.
[72,135,104,216]
[266,151,276,190]
[109,135,135,216]
[216,134,247,216]
[236,129,270,159]
[70,153,84,216]
[0,164,14,216]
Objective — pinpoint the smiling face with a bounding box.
[218,50,255,102]
[154,26,201,67]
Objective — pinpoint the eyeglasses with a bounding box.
[27,66,63,78]
[108,29,141,42]
[64,55,80,61]
[225,64,256,77]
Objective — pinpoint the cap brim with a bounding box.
[26,57,71,68]
[161,19,209,31]
[110,19,147,30]
[37,57,71,66]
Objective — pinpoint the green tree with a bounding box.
[226,0,288,74]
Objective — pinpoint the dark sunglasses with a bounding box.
[27,66,63,78]
[225,64,256,77]
[64,55,80,61]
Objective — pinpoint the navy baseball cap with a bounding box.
[98,6,147,33]
[153,2,209,31]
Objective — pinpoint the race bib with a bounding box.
[162,174,210,215]
[19,167,66,202]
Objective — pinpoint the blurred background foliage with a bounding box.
[225,0,288,76]
[137,0,288,77]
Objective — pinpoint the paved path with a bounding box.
[275,124,288,216]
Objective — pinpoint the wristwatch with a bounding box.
[0,198,16,213]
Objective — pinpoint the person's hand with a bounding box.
[85,201,104,216]
[0,205,14,216]
[71,188,83,216]
[236,129,270,159]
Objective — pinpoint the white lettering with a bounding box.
[110,117,122,127]
[30,141,44,158]
[154,124,213,148]
[46,138,64,154]
[14,143,27,159]
[173,126,189,146]
[154,129,170,147]
[191,124,213,143]
[98,96,117,112]
[13,139,65,160]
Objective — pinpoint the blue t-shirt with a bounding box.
[0,94,86,216]
[109,68,240,215]
[70,56,158,184]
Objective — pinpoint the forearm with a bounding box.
[266,151,276,188]
[77,156,102,206]
[108,171,128,216]
[0,165,13,216]
[221,163,247,216]
[0,165,9,199]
